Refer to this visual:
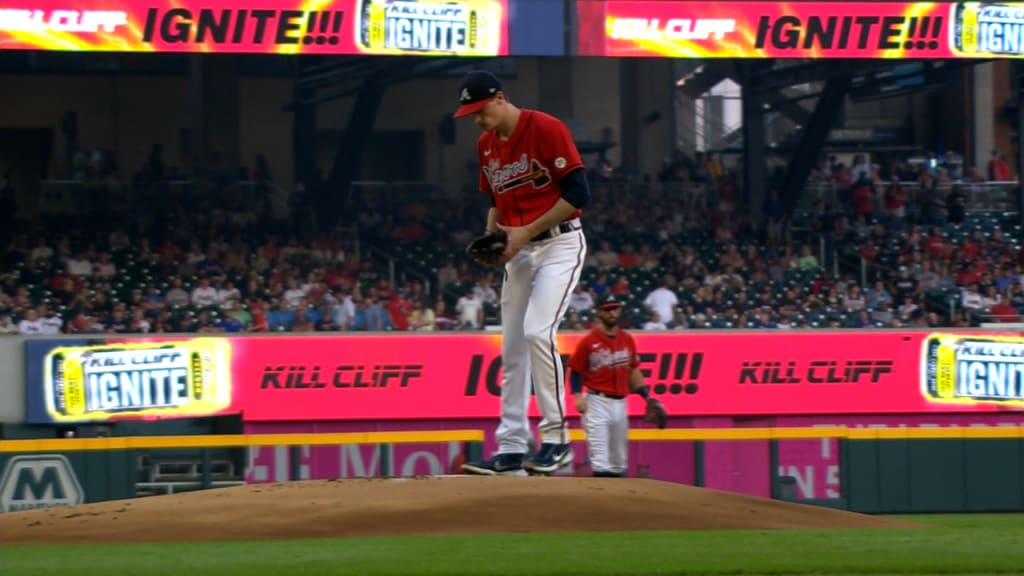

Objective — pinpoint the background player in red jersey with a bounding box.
[453,70,590,476]
[567,295,653,478]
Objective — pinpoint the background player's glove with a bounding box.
[466,231,508,266]
[643,398,668,429]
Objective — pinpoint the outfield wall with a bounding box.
[242,413,1024,501]
[3,330,1024,513]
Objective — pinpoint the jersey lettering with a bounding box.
[484,154,552,194]
[569,329,638,397]
[477,109,584,227]
[588,347,632,372]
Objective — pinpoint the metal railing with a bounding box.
[796,180,1021,215]
[37,178,293,218]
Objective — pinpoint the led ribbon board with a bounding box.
[0,0,508,55]
[576,1,1024,58]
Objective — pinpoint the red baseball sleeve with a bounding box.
[477,136,494,198]
[567,334,591,375]
[541,116,584,181]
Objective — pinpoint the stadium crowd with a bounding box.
[0,147,1020,335]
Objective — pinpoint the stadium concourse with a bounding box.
[0,150,1021,336]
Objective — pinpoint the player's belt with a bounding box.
[530,218,582,243]
[588,390,627,400]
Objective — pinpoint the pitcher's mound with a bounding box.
[1,476,918,545]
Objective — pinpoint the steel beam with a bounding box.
[745,60,891,93]
[779,76,852,216]
[323,80,386,226]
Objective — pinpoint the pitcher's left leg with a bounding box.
[523,231,586,474]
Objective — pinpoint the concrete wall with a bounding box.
[0,57,638,200]
[0,337,26,423]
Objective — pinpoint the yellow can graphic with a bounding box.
[950,2,1024,57]
[356,0,503,55]
[43,338,233,422]
[921,333,1024,407]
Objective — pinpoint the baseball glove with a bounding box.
[643,398,668,429]
[465,231,508,266]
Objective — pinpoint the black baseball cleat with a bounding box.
[524,443,574,474]
[461,453,528,476]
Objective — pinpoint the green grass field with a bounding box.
[3,514,1023,576]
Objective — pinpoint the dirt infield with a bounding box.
[1,476,920,545]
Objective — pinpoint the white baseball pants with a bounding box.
[583,393,629,475]
[496,227,586,454]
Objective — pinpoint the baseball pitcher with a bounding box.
[455,70,590,476]
[567,295,667,477]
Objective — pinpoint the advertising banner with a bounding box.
[0,0,508,55]
[577,1,1024,59]
[24,337,243,424]
[24,331,1024,424]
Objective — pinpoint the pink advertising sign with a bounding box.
[46,330,1024,423]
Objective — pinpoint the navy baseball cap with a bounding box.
[453,70,502,118]
[597,295,623,310]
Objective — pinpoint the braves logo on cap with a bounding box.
[453,70,503,118]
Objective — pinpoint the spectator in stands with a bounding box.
[797,245,819,271]
[988,149,1010,181]
[290,307,315,332]
[0,314,16,334]
[564,311,586,330]
[643,276,679,329]
[165,278,189,308]
[618,243,640,267]
[891,267,918,301]
[610,274,630,296]
[1009,282,1024,307]
[330,290,355,330]
[848,309,875,328]
[455,288,483,330]
[17,308,42,334]
[980,285,1001,309]
[763,189,786,246]
[752,309,778,329]
[961,283,984,310]
[409,296,436,331]
[593,241,619,269]
[66,250,93,277]
[387,290,412,331]
[843,284,866,311]
[988,293,1019,323]
[588,272,611,300]
[946,188,967,224]
[642,311,667,330]
[432,299,455,331]
[191,277,218,307]
[568,284,594,313]
[883,175,907,225]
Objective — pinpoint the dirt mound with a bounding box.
[1,476,920,545]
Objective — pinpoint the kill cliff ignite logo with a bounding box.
[142,8,345,45]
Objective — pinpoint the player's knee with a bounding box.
[523,325,553,347]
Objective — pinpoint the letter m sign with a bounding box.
[0,455,84,513]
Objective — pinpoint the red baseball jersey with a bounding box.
[478,109,584,227]
[567,327,639,397]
